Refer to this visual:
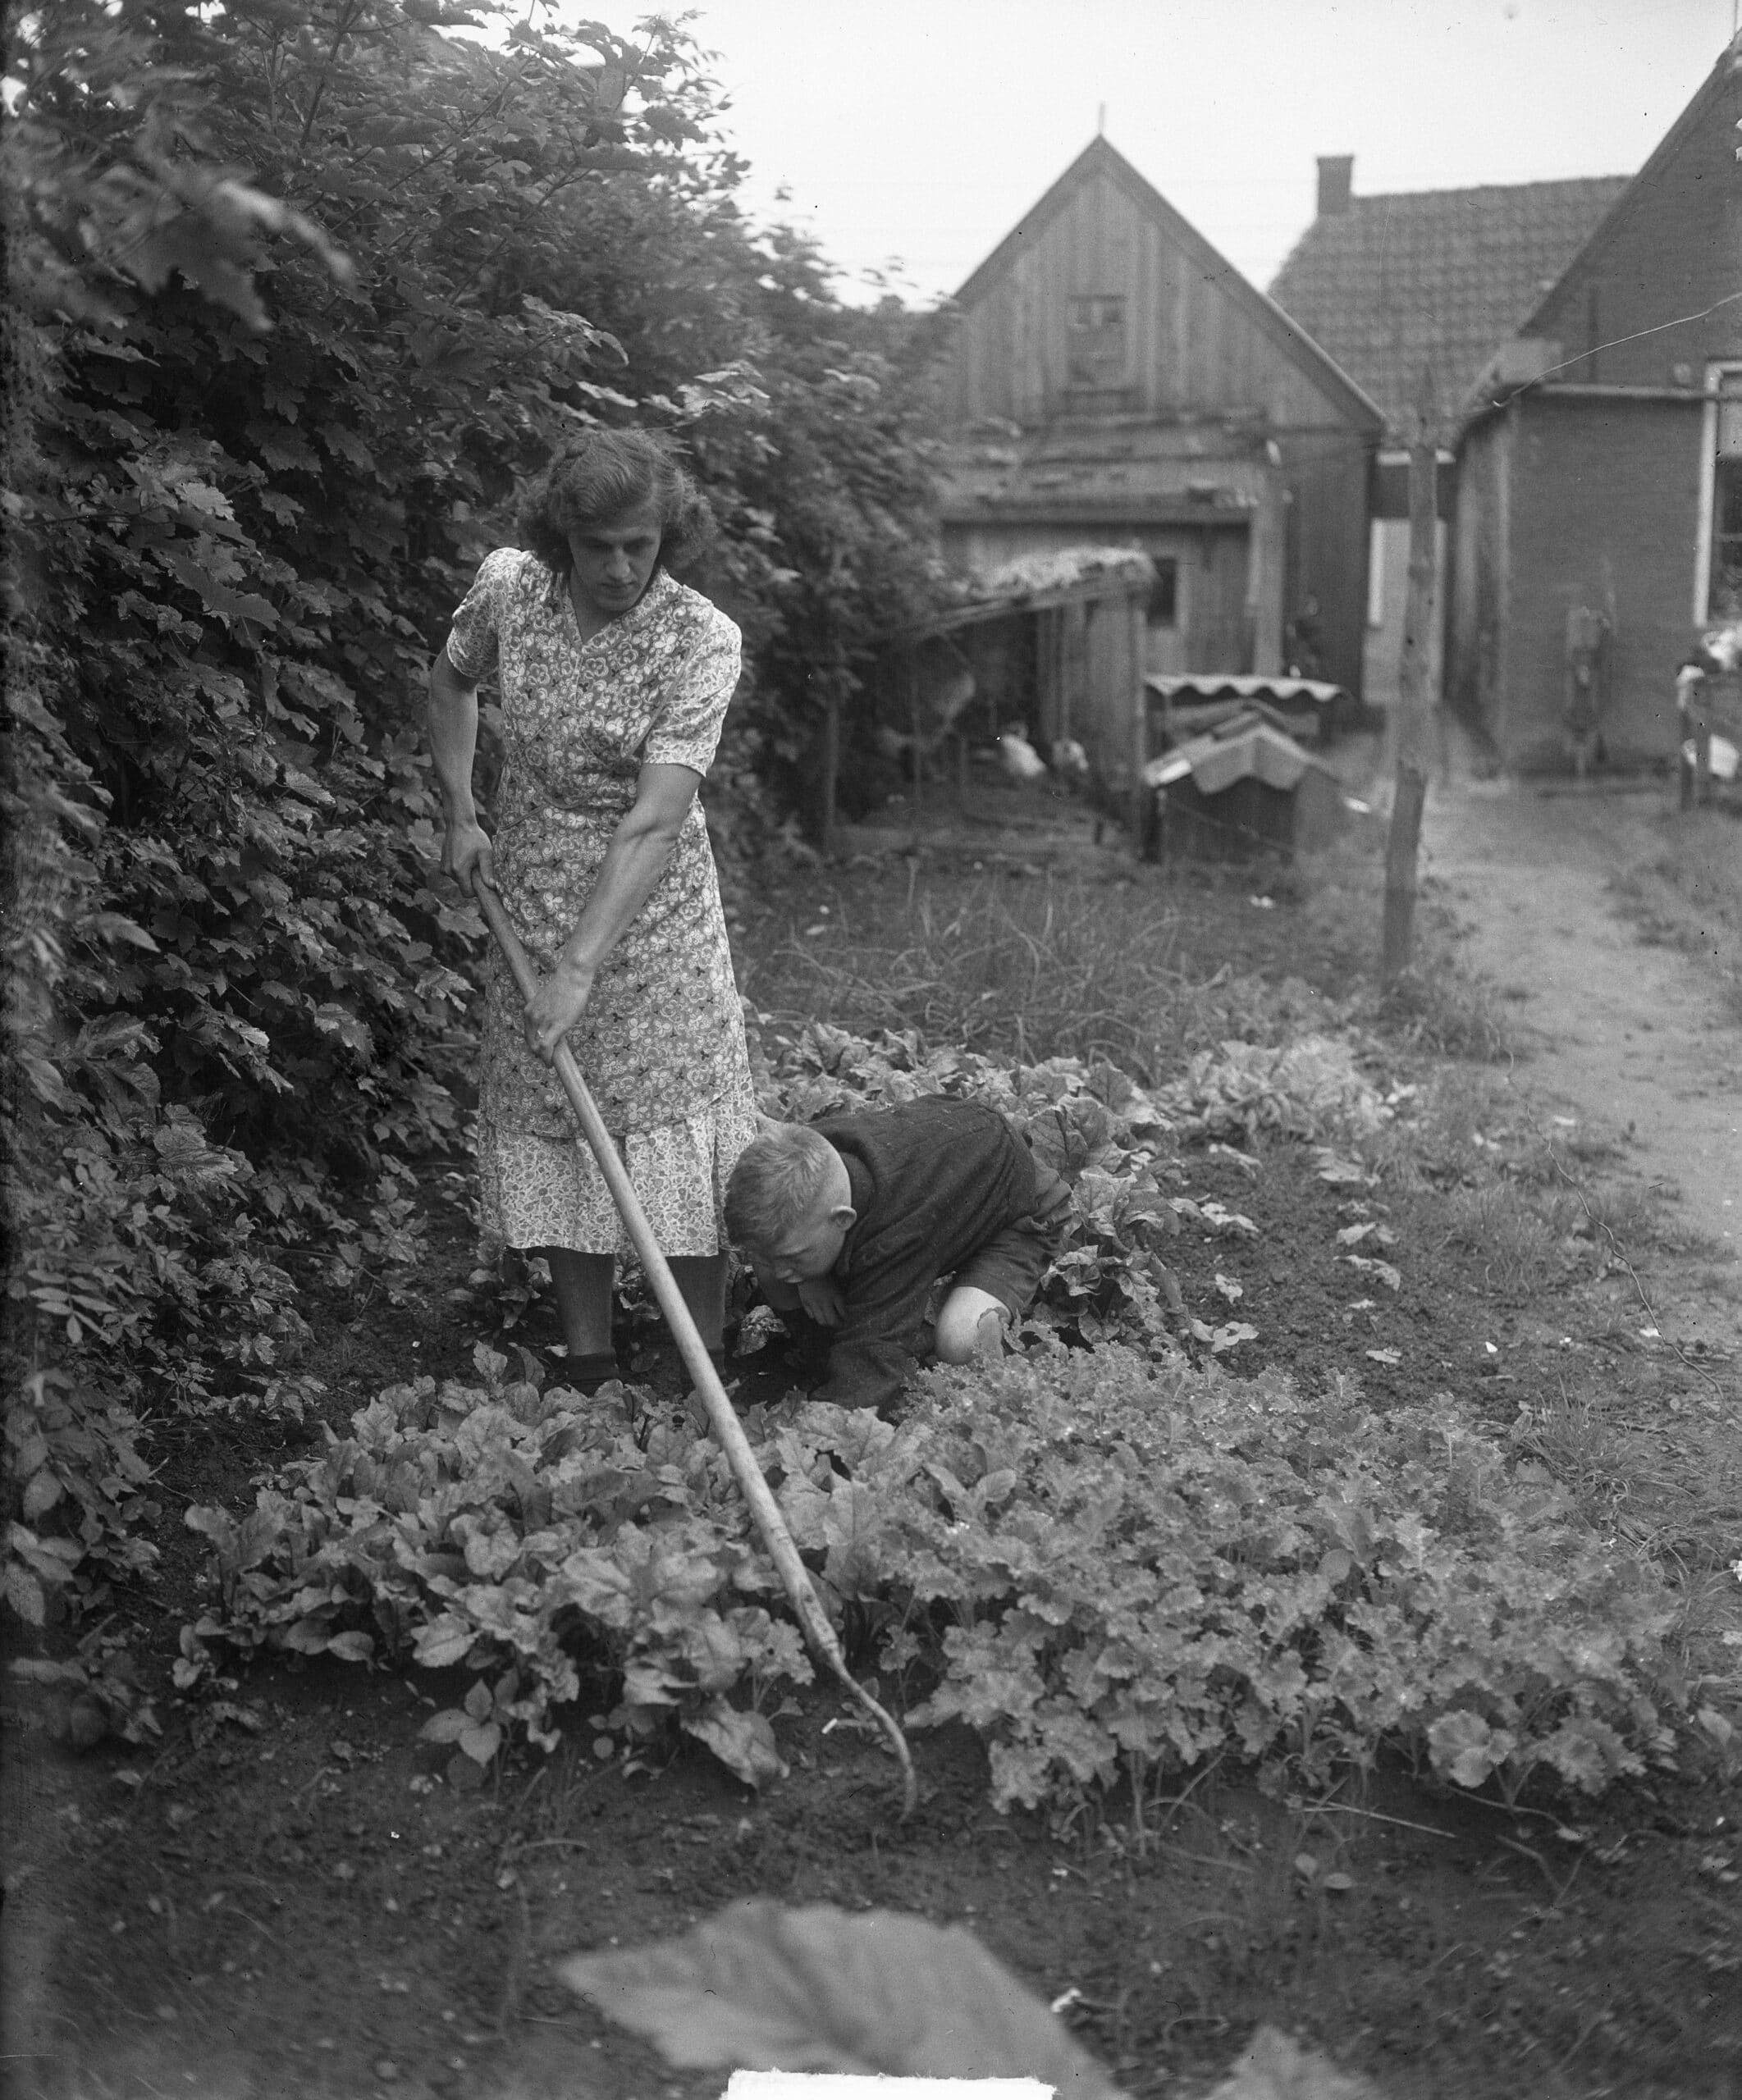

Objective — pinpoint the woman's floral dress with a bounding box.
[445,547,759,1258]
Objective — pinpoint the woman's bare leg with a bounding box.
[541,1249,615,1358]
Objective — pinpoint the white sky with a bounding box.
[603,0,1740,304]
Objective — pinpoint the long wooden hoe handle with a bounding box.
[473,882,917,1819]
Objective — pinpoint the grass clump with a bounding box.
[1443,1183,1576,1294]
[737,823,1515,1093]
[1288,833,1516,1061]
[1610,808,1742,1021]
[739,860,1324,1084]
[1374,961,1515,1062]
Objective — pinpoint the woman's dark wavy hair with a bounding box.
[517,427,715,587]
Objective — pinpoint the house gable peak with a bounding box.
[953,135,1382,433]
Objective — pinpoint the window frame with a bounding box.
[1694,361,1742,626]
[1066,294,1128,386]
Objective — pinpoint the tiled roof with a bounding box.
[1268,177,1630,436]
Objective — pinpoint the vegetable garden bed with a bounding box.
[7,855,1739,2100]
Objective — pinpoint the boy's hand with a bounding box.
[748,1262,802,1313]
[796,1276,845,1328]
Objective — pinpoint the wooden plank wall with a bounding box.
[1079,587,1147,804]
[1278,428,1374,692]
[950,170,1356,435]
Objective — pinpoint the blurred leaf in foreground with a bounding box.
[557,1900,1123,2095]
[1205,2024,1384,2099]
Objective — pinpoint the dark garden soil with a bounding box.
[6,810,1740,2100]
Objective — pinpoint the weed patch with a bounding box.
[741,862,1334,1083]
[1609,809,1742,1022]
[1443,1183,1576,1295]
[1375,963,1515,1062]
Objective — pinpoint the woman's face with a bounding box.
[565,499,663,626]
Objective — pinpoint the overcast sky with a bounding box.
[612,0,1738,304]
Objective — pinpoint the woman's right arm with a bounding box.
[427,643,496,897]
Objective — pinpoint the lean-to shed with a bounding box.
[862,546,1154,832]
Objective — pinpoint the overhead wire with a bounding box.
[1478,287,1742,415]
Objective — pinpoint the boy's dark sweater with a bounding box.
[804,1097,1038,1414]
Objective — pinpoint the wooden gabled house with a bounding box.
[1446,36,1742,769]
[937,135,1384,794]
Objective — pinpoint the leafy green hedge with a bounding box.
[4,2,949,1627]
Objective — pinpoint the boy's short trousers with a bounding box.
[951,1159,1072,1322]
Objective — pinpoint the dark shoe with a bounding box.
[564,1350,622,1397]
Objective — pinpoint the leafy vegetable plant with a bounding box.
[832,1349,1683,1810]
[184,1345,1685,1809]
[182,1344,812,1789]
[181,1025,1688,1807]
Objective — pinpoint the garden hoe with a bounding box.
[476,883,917,1819]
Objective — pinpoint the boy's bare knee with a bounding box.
[935,1288,1008,1365]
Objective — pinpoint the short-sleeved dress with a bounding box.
[444,547,760,1258]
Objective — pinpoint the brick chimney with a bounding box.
[1316,154,1354,217]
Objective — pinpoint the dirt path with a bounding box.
[1422,778,1742,1351]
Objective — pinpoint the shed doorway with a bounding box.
[1133,524,1252,678]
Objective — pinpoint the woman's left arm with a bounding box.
[520,762,702,1061]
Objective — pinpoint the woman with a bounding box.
[427,427,757,1391]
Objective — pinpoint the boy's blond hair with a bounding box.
[724,1123,839,1249]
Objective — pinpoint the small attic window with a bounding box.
[1068,295,1127,384]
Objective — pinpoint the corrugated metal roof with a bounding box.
[1147,674,1347,709]
[1268,177,1630,436]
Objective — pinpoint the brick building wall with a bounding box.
[1531,57,1742,386]
[1447,41,1742,771]
[1500,395,1704,766]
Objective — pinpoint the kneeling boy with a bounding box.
[724,1096,1068,1416]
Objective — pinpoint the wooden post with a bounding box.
[1381,366,1439,983]
[907,648,923,836]
[1057,600,1076,750]
[818,687,841,857]
[1128,587,1148,839]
